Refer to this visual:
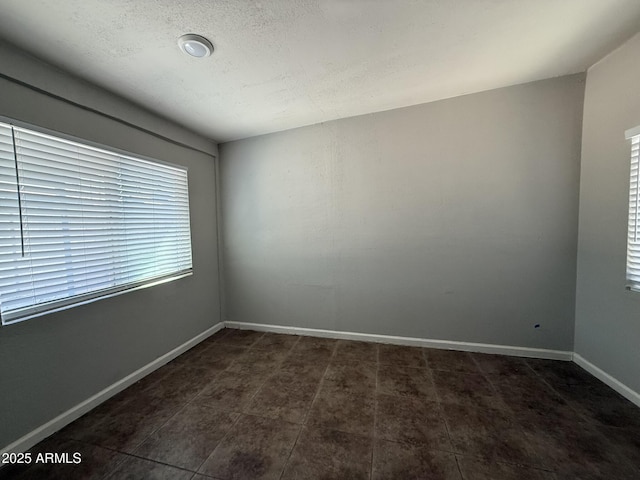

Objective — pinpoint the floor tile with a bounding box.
[215,329,265,348]
[226,348,290,375]
[128,361,186,392]
[58,399,123,443]
[289,336,336,362]
[144,364,213,405]
[251,333,299,352]
[9,439,126,480]
[267,367,324,390]
[375,394,451,449]
[555,382,640,428]
[26,432,73,457]
[15,330,640,480]
[104,455,193,480]
[491,375,583,424]
[244,376,318,424]
[60,369,166,442]
[596,425,640,470]
[184,344,247,371]
[172,341,216,366]
[201,328,230,345]
[472,353,532,378]
[306,388,375,436]
[442,402,538,466]
[177,363,225,389]
[372,438,461,480]
[522,415,639,478]
[134,403,239,470]
[432,370,506,409]
[333,340,377,363]
[72,392,184,453]
[526,359,600,388]
[377,364,437,400]
[424,349,481,373]
[323,362,377,396]
[199,415,300,480]
[194,370,266,411]
[295,336,337,349]
[456,456,557,480]
[378,344,427,368]
[278,355,328,384]
[0,462,30,480]
[281,427,372,480]
[0,464,30,480]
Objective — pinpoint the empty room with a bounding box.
[1,1,640,479]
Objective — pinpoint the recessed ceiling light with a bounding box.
[178,34,214,58]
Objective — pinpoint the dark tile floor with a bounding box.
[2,328,640,479]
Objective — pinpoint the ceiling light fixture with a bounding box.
[178,34,214,58]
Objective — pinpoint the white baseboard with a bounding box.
[573,353,640,408]
[0,322,224,456]
[224,321,573,360]
[17,320,640,459]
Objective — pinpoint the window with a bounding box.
[626,125,640,292]
[0,120,193,325]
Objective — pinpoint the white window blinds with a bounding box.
[0,121,192,324]
[626,126,640,291]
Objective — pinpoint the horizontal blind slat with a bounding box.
[0,121,193,323]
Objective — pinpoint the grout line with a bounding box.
[62,429,198,478]
[427,353,463,461]
[184,335,274,472]
[301,342,336,425]
[118,450,200,474]
[242,367,281,408]
[454,454,466,480]
[422,347,430,370]
[133,403,191,452]
[375,435,457,456]
[277,422,303,480]
[246,331,267,350]
[185,369,225,409]
[192,412,244,476]
[522,358,589,420]
[454,451,560,474]
[175,336,254,476]
[278,341,336,480]
[468,355,515,415]
[370,344,380,480]
[209,337,299,436]
[468,351,486,376]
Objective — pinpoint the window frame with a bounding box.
[625,124,640,292]
[0,115,193,325]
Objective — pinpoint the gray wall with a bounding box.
[220,74,585,351]
[0,41,221,449]
[575,33,640,393]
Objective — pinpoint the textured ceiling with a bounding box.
[0,1,639,142]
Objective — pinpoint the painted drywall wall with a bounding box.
[0,41,220,449]
[220,74,585,351]
[575,33,640,394]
